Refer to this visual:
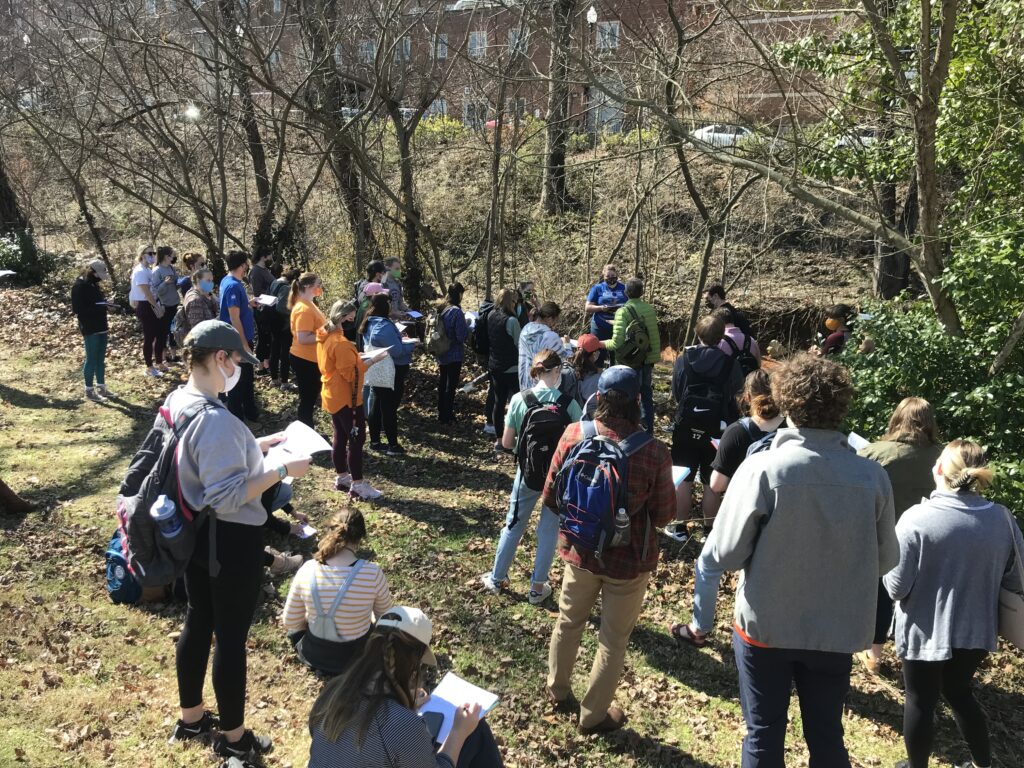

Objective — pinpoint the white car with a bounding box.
[691,124,752,147]
[835,127,878,149]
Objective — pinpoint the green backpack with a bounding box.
[617,305,651,369]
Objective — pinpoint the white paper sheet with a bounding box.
[857,313,874,321]
[402,338,418,344]
[672,466,691,486]
[417,672,499,745]
[406,310,424,319]
[263,421,332,476]
[394,322,409,332]
[360,346,391,362]
[256,294,278,306]
[847,431,870,451]
[0,269,15,277]
[297,524,317,539]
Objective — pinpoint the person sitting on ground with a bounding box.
[167,320,312,763]
[481,349,582,604]
[486,289,523,452]
[884,439,1023,768]
[544,366,675,735]
[856,397,943,675]
[560,333,603,414]
[811,303,853,356]
[682,353,898,768]
[585,264,627,362]
[307,607,504,768]
[668,369,784,646]
[319,299,388,499]
[666,314,743,541]
[712,307,761,372]
[282,508,394,678]
[600,277,661,433]
[703,282,752,337]
[517,301,572,392]
[435,282,470,424]
[260,479,307,577]
[361,292,418,456]
[71,258,112,402]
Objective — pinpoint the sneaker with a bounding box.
[368,441,385,452]
[167,711,218,744]
[350,482,383,500]
[95,385,114,398]
[663,522,689,543]
[385,444,406,456]
[482,423,496,436]
[212,730,273,761]
[480,572,508,595]
[255,368,270,377]
[84,387,105,402]
[146,367,163,378]
[279,382,298,392]
[266,547,302,576]
[334,474,353,491]
[528,583,553,605]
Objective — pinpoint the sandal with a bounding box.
[669,622,708,648]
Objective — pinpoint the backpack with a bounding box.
[676,352,732,437]
[472,301,493,357]
[517,391,574,492]
[722,334,760,376]
[740,416,778,457]
[105,527,143,605]
[271,278,291,317]
[425,306,453,357]
[115,400,220,588]
[617,305,651,370]
[553,421,654,563]
[172,304,188,347]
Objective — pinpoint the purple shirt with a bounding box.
[718,326,761,361]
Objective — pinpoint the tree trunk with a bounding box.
[873,180,909,298]
[0,143,35,263]
[395,126,423,310]
[540,0,575,215]
[484,78,507,298]
[0,476,32,515]
[331,144,377,271]
[684,228,717,345]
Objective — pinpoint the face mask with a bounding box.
[705,299,715,310]
[144,254,156,265]
[605,275,617,285]
[199,279,214,293]
[390,268,402,279]
[170,257,177,265]
[219,357,241,393]
[825,318,842,332]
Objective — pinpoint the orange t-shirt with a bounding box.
[317,327,367,413]
[290,298,326,362]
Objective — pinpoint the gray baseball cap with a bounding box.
[184,320,260,365]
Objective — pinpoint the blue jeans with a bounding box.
[640,364,654,434]
[691,548,725,634]
[490,468,560,586]
[270,481,293,511]
[733,631,853,768]
[83,332,107,387]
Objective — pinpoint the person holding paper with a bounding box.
[307,606,503,768]
[289,272,327,427]
[248,251,275,374]
[319,299,387,499]
[167,320,311,764]
[71,258,112,402]
[282,508,394,677]
[361,293,416,456]
[855,397,943,675]
[219,251,260,423]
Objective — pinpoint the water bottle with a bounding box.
[611,507,630,547]
[150,494,182,539]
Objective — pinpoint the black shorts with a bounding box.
[671,422,719,484]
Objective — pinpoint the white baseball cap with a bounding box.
[376,606,437,666]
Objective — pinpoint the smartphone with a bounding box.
[421,711,444,743]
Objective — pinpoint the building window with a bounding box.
[596,20,620,51]
[273,0,282,12]
[463,88,487,127]
[434,33,448,60]
[334,42,343,68]
[394,35,411,63]
[428,98,448,117]
[507,28,528,57]
[145,0,157,14]
[505,97,526,118]
[469,30,487,59]
[359,39,376,63]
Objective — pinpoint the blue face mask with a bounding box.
[199,279,214,293]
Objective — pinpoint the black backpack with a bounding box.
[676,352,732,437]
[616,305,651,370]
[472,301,493,357]
[740,416,778,457]
[115,400,220,588]
[516,391,574,492]
[722,334,760,376]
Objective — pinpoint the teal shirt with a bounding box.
[506,381,583,450]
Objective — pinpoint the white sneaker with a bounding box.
[480,572,507,594]
[350,481,382,500]
[146,367,163,378]
[528,583,553,605]
[482,424,496,436]
[84,387,105,402]
[334,474,353,491]
[96,385,114,398]
[663,522,689,543]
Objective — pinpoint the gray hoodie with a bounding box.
[703,427,898,653]
[518,321,572,391]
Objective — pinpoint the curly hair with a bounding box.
[771,353,852,430]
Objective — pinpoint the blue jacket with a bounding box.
[437,305,469,365]
[363,315,412,366]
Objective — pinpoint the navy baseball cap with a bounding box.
[598,365,640,397]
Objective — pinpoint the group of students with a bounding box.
[78,247,1024,768]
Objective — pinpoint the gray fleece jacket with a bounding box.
[884,490,1024,661]
[703,427,899,653]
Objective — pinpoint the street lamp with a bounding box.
[586,5,597,25]
[183,104,201,121]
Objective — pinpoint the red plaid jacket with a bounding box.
[542,417,675,580]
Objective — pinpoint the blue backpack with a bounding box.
[105,527,143,605]
[553,421,653,563]
[740,417,778,457]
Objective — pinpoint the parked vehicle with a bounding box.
[691,124,752,147]
[835,126,879,148]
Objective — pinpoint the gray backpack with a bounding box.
[309,560,364,641]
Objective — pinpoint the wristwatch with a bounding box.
[276,464,288,480]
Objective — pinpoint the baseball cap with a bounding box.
[597,365,640,398]
[576,333,602,354]
[86,259,110,281]
[184,320,260,365]
[362,282,388,296]
[376,606,437,666]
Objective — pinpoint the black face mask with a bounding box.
[705,299,715,310]
[90,273,102,283]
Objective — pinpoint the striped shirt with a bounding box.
[282,560,393,641]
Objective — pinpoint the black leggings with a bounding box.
[488,370,518,436]
[369,364,408,446]
[291,354,321,427]
[902,649,990,768]
[437,361,462,422]
[176,519,264,732]
[874,578,894,645]
[269,316,291,382]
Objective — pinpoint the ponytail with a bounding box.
[289,272,320,309]
[940,438,994,492]
[314,509,367,564]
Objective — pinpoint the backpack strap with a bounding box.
[554,392,574,422]
[614,429,654,558]
[618,430,654,458]
[523,391,541,411]
[742,334,753,354]
[739,417,756,440]
[722,335,739,355]
[581,420,598,440]
[314,560,364,634]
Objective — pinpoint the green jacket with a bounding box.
[858,439,943,519]
[603,298,661,366]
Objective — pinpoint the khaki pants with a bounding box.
[547,563,651,728]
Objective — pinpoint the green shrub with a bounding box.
[0,231,56,285]
[843,299,1024,512]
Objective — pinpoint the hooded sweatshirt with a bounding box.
[362,315,412,366]
[517,321,573,391]
[671,345,743,425]
[317,326,367,413]
[702,427,899,652]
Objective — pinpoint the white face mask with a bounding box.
[219,356,241,393]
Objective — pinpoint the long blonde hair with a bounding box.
[137,244,155,264]
[288,272,320,309]
[939,439,994,492]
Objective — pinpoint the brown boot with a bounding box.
[547,690,580,719]
[580,706,627,735]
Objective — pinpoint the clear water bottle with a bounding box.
[150,494,182,539]
[612,507,630,546]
